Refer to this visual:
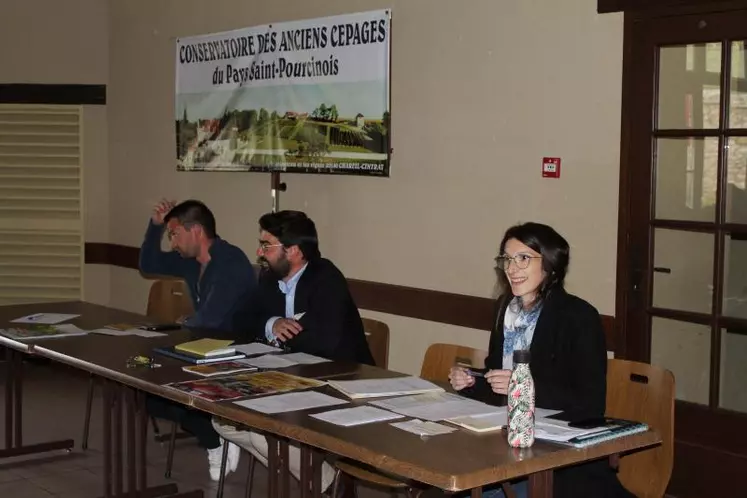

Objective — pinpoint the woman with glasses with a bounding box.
[448,222,633,498]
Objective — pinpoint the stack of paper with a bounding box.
[391,419,457,436]
[327,376,444,399]
[11,313,80,324]
[1,323,88,341]
[370,392,499,421]
[446,407,561,433]
[234,391,348,414]
[280,352,330,364]
[311,406,404,426]
[238,354,298,369]
[233,342,283,355]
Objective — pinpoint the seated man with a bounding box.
[213,210,374,491]
[140,199,256,481]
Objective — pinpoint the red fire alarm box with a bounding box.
[542,157,561,178]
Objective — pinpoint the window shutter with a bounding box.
[0,105,82,305]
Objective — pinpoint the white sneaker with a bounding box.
[206,442,228,481]
[227,442,240,473]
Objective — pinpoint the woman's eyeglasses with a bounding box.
[496,254,542,270]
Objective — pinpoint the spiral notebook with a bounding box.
[535,417,649,449]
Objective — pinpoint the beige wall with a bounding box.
[105,0,624,374]
[0,0,108,84]
[0,0,111,306]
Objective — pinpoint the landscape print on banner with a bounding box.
[175,10,391,177]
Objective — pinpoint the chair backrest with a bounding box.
[605,359,675,498]
[145,279,194,323]
[362,317,389,369]
[420,343,489,382]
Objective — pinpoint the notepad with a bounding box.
[534,417,649,448]
[175,338,235,357]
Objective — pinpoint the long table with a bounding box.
[0,301,662,498]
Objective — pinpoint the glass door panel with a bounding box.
[651,317,710,404]
[658,44,721,130]
[652,228,714,314]
[655,137,718,221]
[719,328,747,412]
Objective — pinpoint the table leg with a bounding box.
[311,447,322,498]
[299,446,311,498]
[279,439,290,498]
[267,436,279,498]
[470,488,483,498]
[528,469,553,498]
[0,347,74,458]
[98,380,203,498]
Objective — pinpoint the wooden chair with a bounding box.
[420,342,488,382]
[605,359,675,498]
[362,317,389,369]
[331,343,495,498]
[81,279,194,478]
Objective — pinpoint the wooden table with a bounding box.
[0,302,662,498]
[0,328,74,460]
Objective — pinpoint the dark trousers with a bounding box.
[146,395,220,450]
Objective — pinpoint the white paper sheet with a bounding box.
[391,419,457,436]
[280,352,331,364]
[233,342,283,355]
[328,376,444,398]
[311,406,404,426]
[11,313,80,325]
[234,391,348,414]
[91,328,138,336]
[237,354,298,369]
[447,408,562,431]
[133,330,167,338]
[370,392,499,421]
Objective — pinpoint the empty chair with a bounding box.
[362,317,390,369]
[81,279,194,478]
[605,359,675,498]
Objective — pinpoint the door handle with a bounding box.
[653,267,672,274]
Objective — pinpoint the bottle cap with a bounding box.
[513,349,531,364]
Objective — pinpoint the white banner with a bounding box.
[175,10,391,176]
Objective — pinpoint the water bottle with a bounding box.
[507,349,535,448]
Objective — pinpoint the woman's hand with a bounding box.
[485,369,512,395]
[448,366,476,391]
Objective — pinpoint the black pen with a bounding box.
[463,368,485,378]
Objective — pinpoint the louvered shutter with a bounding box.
[0,105,82,305]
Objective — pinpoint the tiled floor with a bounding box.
[0,359,403,498]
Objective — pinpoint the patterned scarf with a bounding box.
[502,296,543,360]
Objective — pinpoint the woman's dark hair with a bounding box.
[258,210,321,261]
[496,222,570,301]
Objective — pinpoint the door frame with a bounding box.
[614,2,747,497]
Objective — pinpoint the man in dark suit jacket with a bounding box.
[213,210,373,491]
[250,210,374,365]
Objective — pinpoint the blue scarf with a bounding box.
[503,296,543,360]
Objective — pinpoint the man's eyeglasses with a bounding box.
[258,242,284,253]
[496,254,542,270]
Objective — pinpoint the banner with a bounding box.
[175,10,391,176]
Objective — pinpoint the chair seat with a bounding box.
[334,460,411,489]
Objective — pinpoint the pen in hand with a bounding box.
[463,368,485,378]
